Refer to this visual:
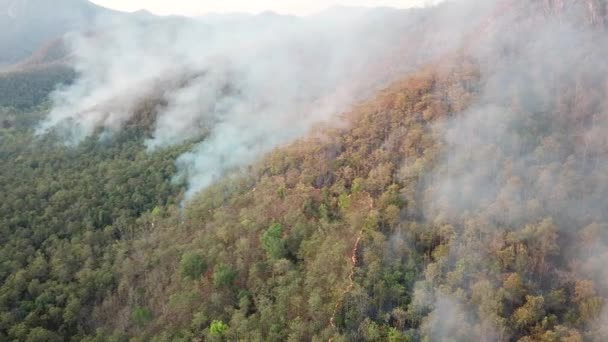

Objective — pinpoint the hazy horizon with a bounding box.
[89,0,442,16]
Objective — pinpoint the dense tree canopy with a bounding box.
[0,66,75,109]
[0,107,187,340]
[1,1,608,341]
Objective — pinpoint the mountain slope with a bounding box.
[0,0,118,65]
[0,0,119,109]
[87,1,608,340]
[2,0,608,341]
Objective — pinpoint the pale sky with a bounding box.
[90,0,438,16]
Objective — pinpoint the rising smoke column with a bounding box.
[39,3,484,199]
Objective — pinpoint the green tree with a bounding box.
[209,320,228,336]
[179,252,207,280]
[261,223,286,260]
[131,306,153,327]
[213,264,237,288]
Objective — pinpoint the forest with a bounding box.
[0,65,74,109]
[0,104,190,340]
[1,0,608,341]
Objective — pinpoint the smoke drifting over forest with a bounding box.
[6,0,608,340]
[30,0,608,337]
[37,1,490,198]
[411,1,608,339]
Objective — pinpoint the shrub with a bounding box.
[179,252,207,280]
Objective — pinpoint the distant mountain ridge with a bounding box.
[0,0,126,108]
[0,0,120,65]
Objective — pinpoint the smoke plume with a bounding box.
[38,2,489,199]
[412,1,608,338]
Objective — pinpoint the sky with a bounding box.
[89,0,438,16]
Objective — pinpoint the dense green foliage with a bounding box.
[209,320,228,336]
[0,107,185,340]
[179,252,207,280]
[0,66,75,109]
[261,223,286,260]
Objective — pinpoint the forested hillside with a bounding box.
[0,108,189,340]
[1,0,608,341]
[0,66,75,109]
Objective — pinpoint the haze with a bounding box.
[89,0,440,16]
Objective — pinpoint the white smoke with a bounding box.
[414,1,608,338]
[38,2,486,199]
